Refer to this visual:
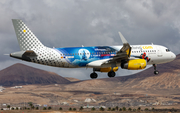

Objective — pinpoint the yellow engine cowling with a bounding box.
[94,67,119,72]
[121,59,147,70]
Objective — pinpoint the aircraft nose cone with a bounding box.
[171,53,176,60]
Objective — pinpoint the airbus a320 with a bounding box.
[10,19,176,79]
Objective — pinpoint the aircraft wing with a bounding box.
[87,32,132,67]
[104,32,131,64]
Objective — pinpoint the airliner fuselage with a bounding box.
[28,45,175,68]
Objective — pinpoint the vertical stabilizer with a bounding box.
[12,19,45,51]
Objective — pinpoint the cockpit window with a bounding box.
[166,49,170,52]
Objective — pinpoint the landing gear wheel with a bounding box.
[153,64,159,75]
[108,71,116,77]
[90,72,98,79]
[154,70,159,75]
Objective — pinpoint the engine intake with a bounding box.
[121,59,146,70]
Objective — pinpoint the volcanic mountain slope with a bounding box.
[0,63,71,86]
[66,54,180,90]
[64,77,80,82]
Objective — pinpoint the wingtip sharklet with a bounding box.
[118,32,128,44]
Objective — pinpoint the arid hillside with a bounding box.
[0,63,71,86]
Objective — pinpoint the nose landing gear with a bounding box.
[153,64,159,75]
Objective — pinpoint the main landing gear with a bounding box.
[90,71,116,79]
[108,71,116,77]
[153,64,159,75]
[90,72,98,79]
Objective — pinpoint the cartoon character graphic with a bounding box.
[78,49,90,60]
[82,50,87,61]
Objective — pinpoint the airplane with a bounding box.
[10,19,176,79]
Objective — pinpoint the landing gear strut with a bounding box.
[153,64,159,75]
[90,72,98,79]
[108,71,116,77]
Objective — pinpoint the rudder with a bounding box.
[12,19,45,51]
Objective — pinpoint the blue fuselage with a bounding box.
[55,46,119,67]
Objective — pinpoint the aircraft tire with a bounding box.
[108,71,116,77]
[154,70,159,75]
[90,72,98,79]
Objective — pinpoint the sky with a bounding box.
[0,0,180,80]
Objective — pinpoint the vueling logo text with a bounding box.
[142,46,153,49]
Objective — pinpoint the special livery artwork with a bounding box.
[55,46,118,67]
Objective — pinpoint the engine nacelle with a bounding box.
[121,59,147,70]
[94,67,119,72]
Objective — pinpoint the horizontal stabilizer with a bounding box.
[10,50,37,61]
[23,50,37,57]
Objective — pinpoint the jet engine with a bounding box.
[121,59,146,70]
[94,67,119,72]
